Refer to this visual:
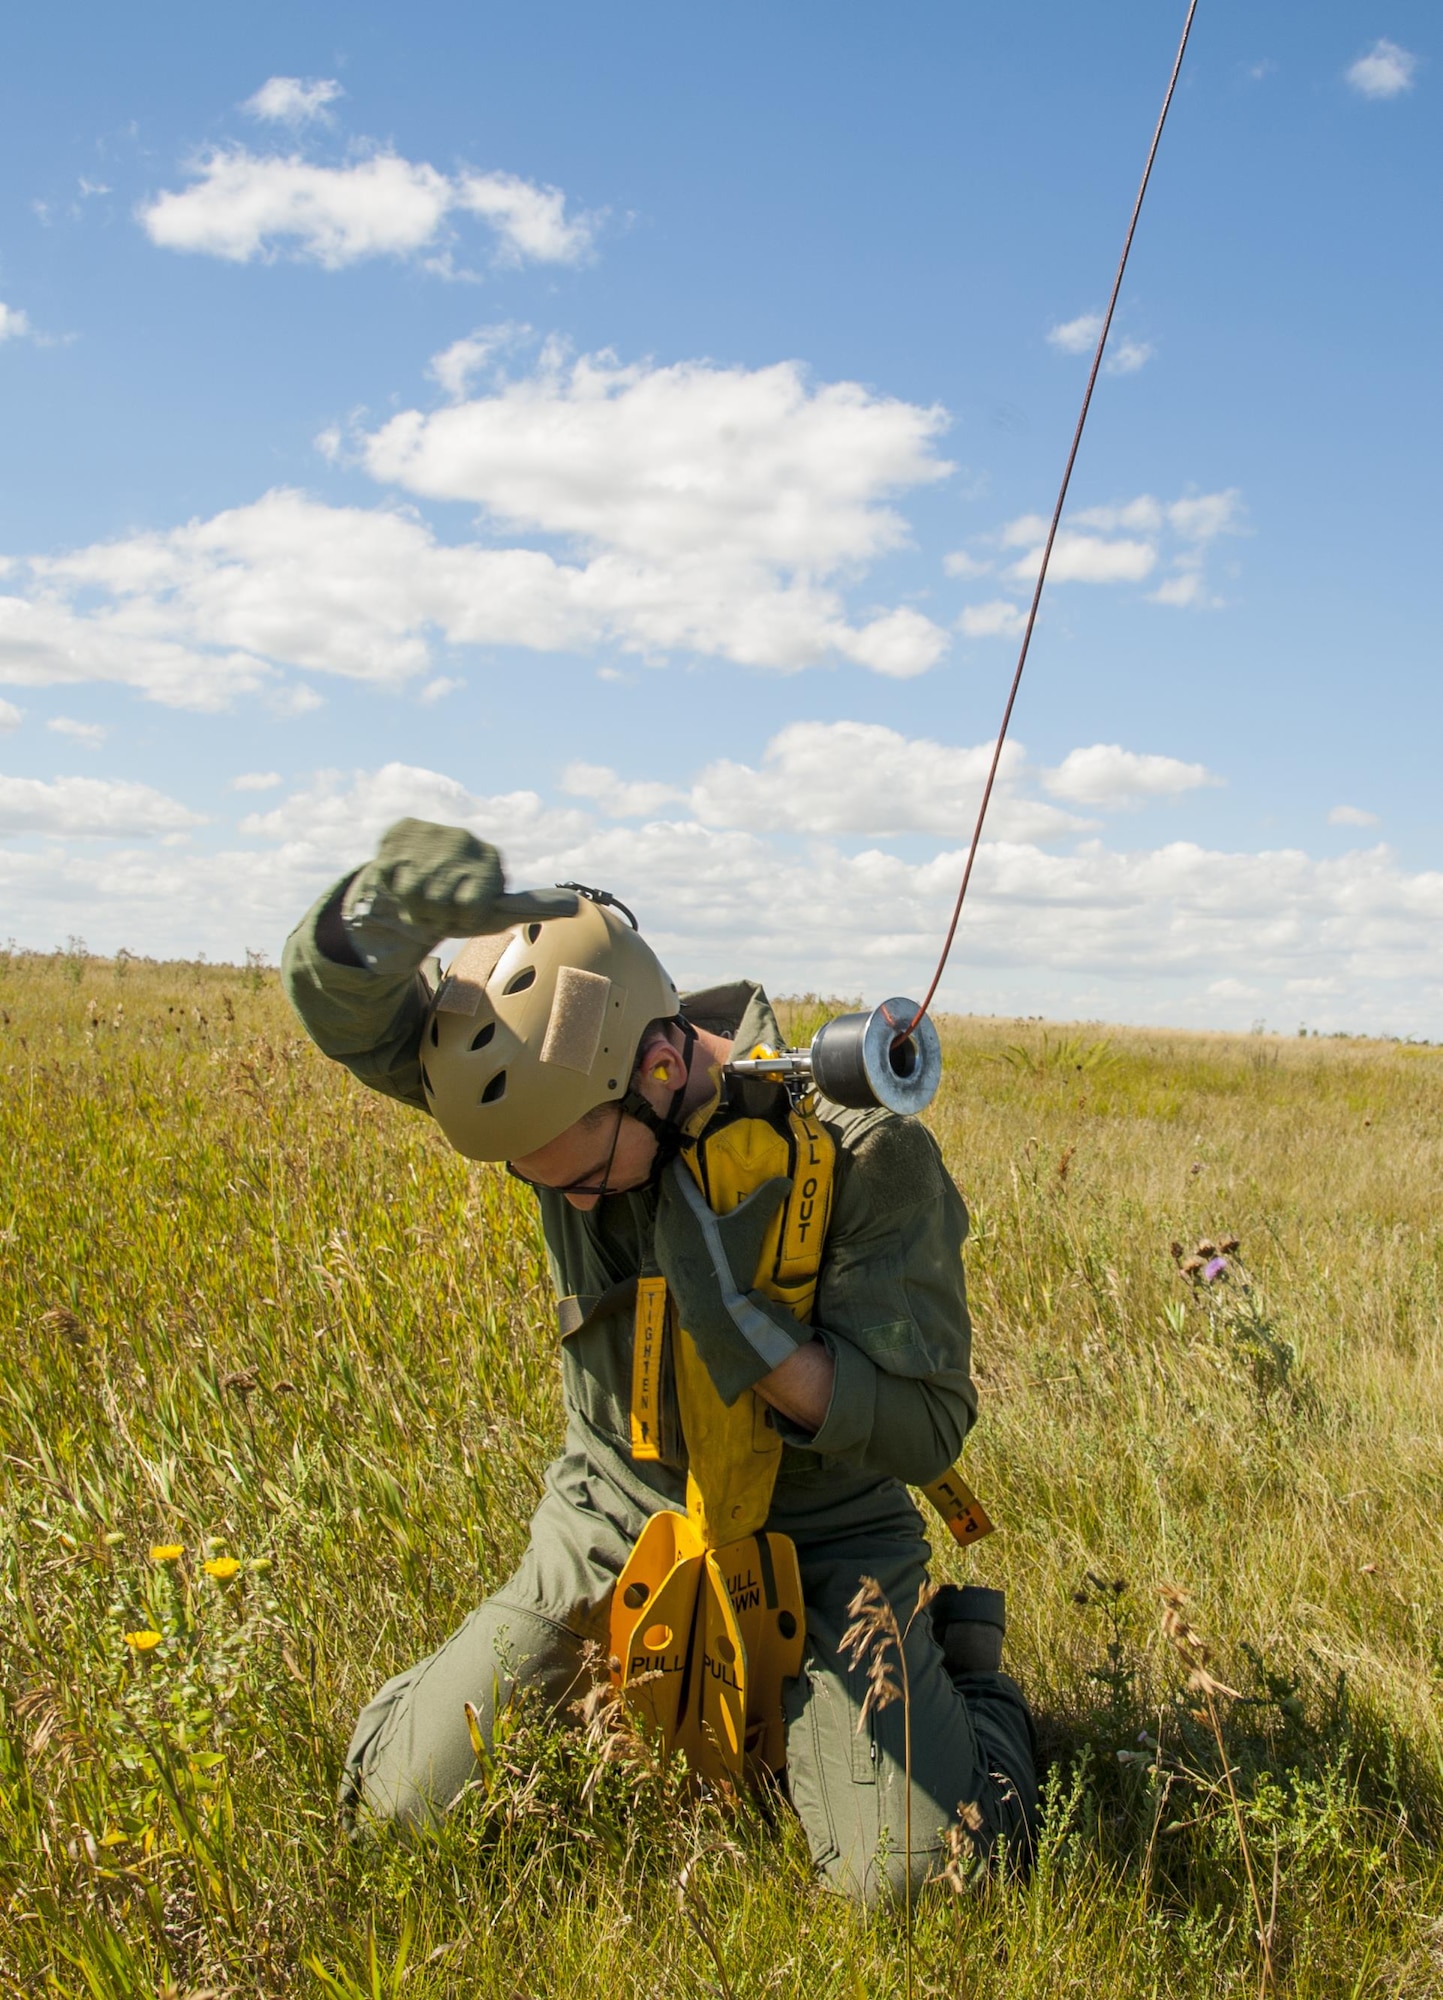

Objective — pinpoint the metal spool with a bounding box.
[809,998,942,1116]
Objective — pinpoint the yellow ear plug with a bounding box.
[649,1062,672,1083]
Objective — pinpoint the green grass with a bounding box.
[3,948,1443,1997]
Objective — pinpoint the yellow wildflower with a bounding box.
[202,1556,242,1581]
[149,1543,183,1563]
[124,1630,162,1651]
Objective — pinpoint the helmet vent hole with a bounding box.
[525,923,543,944]
[470,1021,496,1052]
[480,1070,507,1105]
[429,1017,439,1047]
[420,1062,434,1095]
[504,967,537,996]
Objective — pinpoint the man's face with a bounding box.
[508,1105,658,1211]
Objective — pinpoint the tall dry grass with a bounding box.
[2,950,1442,1996]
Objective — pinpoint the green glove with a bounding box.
[651,1161,802,1406]
[342,818,578,976]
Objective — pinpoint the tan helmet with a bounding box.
[420,893,681,1161]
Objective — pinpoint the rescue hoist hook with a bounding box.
[727,999,943,1115]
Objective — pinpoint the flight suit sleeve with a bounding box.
[280,871,435,1112]
[779,1114,977,1486]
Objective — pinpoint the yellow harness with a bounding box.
[608,1078,990,1788]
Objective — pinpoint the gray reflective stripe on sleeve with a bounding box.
[670,1161,797,1371]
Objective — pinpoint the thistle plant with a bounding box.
[1170,1233,1313,1417]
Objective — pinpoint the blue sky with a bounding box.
[1,1,1439,1033]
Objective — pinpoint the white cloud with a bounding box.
[140,150,451,267]
[231,770,282,791]
[1000,512,1049,546]
[562,762,686,820]
[682,721,1085,842]
[9,444,1241,710]
[0,588,268,710]
[957,599,1026,641]
[1207,977,1262,1002]
[990,489,1242,605]
[428,323,531,400]
[1005,530,1156,586]
[272,682,323,716]
[139,149,595,270]
[7,756,1443,1036]
[357,349,953,677]
[1044,744,1222,808]
[0,774,203,836]
[454,174,594,266]
[5,461,950,700]
[234,760,593,858]
[0,303,33,343]
[942,549,991,579]
[243,76,345,125]
[418,676,463,703]
[1071,496,1165,535]
[1046,314,1152,375]
[2,493,436,707]
[1047,313,1102,355]
[1150,572,1204,608]
[1329,804,1380,828]
[835,607,948,679]
[47,716,107,748]
[1346,39,1418,100]
[1166,491,1242,541]
[0,698,20,732]
[362,349,949,569]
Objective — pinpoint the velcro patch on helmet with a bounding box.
[436,931,514,1013]
[435,976,483,1017]
[540,966,613,1074]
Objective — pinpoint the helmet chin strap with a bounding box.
[620,1019,699,1189]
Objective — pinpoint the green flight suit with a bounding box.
[283,881,1037,1902]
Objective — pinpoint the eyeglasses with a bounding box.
[505,1101,626,1200]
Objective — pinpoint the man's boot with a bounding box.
[931,1583,1006,1676]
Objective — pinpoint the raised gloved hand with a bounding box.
[342,818,578,976]
[651,1161,802,1405]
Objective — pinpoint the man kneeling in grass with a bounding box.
[283,817,1037,1902]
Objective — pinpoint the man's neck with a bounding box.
[681,1024,733,1122]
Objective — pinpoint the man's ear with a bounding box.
[631,1026,684,1105]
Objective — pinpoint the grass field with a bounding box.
[4,945,1443,1997]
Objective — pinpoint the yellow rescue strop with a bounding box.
[609,1075,991,1788]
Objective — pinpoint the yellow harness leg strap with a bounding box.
[609,1082,991,1787]
[629,1276,667,1462]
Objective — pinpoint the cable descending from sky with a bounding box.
[898,0,1202,1038]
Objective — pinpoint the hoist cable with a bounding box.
[898,0,1201,1040]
